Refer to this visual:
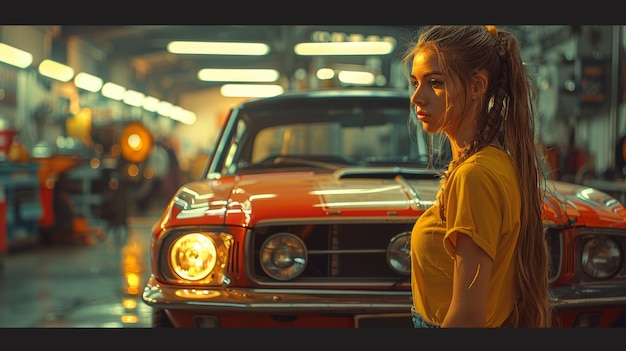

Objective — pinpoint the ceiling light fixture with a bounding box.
[142,96,160,112]
[156,101,173,116]
[123,89,145,107]
[220,84,284,98]
[197,68,279,82]
[101,82,126,101]
[38,59,74,82]
[169,106,197,125]
[338,70,376,85]
[316,68,335,80]
[294,41,394,56]
[167,41,270,55]
[0,43,33,68]
[74,72,103,92]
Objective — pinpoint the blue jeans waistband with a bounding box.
[411,307,440,328]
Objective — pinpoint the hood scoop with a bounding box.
[334,167,440,180]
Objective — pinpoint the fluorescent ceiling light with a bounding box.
[74,72,103,92]
[338,70,375,85]
[0,43,33,68]
[167,41,270,55]
[316,68,335,80]
[220,84,284,98]
[142,96,160,112]
[38,59,74,82]
[123,89,145,107]
[157,101,173,116]
[101,82,126,100]
[169,106,197,125]
[294,41,394,56]
[180,111,197,125]
[168,106,183,118]
[197,68,279,82]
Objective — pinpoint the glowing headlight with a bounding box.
[581,236,622,279]
[387,232,411,275]
[170,233,217,281]
[260,233,307,281]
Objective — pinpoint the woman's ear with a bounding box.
[471,72,489,99]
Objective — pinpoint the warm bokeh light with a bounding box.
[220,84,284,98]
[127,164,139,177]
[121,315,139,324]
[101,82,126,101]
[0,43,33,68]
[156,101,173,117]
[142,96,160,112]
[74,72,103,92]
[38,59,74,82]
[294,41,394,56]
[169,108,196,125]
[338,70,376,85]
[167,41,270,55]
[197,68,279,82]
[122,298,138,309]
[123,90,145,107]
[316,68,335,80]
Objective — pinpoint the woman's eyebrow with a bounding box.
[412,69,443,77]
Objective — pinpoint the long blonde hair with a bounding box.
[404,25,552,327]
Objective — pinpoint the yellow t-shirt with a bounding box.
[410,146,521,327]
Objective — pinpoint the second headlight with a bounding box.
[260,233,308,281]
[387,232,411,275]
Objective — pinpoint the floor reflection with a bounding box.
[0,214,157,328]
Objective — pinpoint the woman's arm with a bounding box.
[441,232,494,327]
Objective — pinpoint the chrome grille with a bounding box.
[251,222,414,284]
[546,229,562,282]
[228,241,240,274]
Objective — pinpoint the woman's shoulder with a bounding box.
[454,147,516,180]
[465,146,512,167]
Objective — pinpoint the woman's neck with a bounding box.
[447,123,476,161]
[448,137,473,161]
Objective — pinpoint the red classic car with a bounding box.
[142,88,626,328]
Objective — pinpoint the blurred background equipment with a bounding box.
[0,115,17,162]
[1,115,42,252]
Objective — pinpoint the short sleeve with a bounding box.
[442,162,504,260]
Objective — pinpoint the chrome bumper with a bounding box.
[143,277,626,313]
[142,277,412,313]
[551,285,626,309]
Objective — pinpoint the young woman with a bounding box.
[404,25,553,328]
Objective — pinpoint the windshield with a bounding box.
[207,91,450,177]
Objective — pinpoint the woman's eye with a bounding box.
[410,78,442,90]
[429,79,442,88]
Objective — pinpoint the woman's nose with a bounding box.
[411,87,424,106]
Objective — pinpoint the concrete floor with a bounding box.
[0,211,160,328]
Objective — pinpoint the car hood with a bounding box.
[167,168,440,227]
[542,180,626,229]
[163,169,626,230]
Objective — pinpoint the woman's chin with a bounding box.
[422,123,439,134]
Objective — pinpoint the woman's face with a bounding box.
[410,50,462,135]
